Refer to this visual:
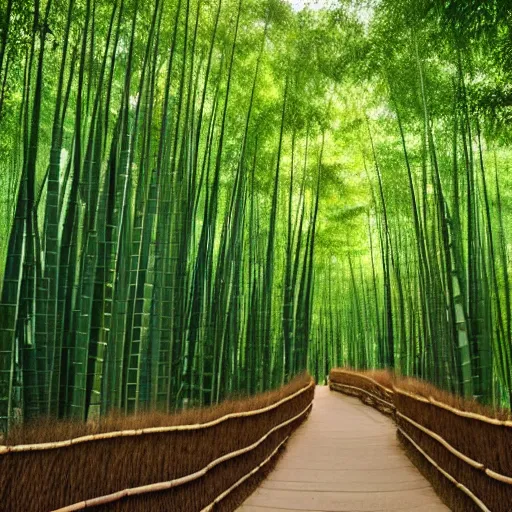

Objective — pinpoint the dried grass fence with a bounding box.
[329,369,512,512]
[0,375,314,512]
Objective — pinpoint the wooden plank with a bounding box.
[261,479,430,493]
[237,386,449,512]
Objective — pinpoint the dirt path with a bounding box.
[238,386,448,512]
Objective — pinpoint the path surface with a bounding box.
[238,386,449,512]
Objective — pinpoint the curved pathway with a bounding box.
[238,386,448,512]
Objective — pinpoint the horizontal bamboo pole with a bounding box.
[329,382,395,410]
[428,396,512,427]
[51,402,313,512]
[393,387,512,427]
[332,369,512,427]
[398,410,512,485]
[330,370,394,394]
[199,436,290,512]
[392,386,430,404]
[396,411,484,470]
[0,379,314,455]
[331,374,512,486]
[485,468,512,485]
[398,427,490,512]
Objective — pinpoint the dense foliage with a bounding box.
[0,0,511,431]
[313,0,512,407]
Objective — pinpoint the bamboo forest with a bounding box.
[0,0,511,435]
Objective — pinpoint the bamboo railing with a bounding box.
[53,403,312,511]
[2,378,315,512]
[0,379,314,455]
[329,369,512,512]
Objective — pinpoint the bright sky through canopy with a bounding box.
[287,0,336,11]
[287,0,374,27]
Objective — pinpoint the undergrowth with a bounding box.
[4,373,311,445]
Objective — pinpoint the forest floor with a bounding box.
[237,386,448,512]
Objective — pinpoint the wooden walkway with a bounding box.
[238,386,449,512]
